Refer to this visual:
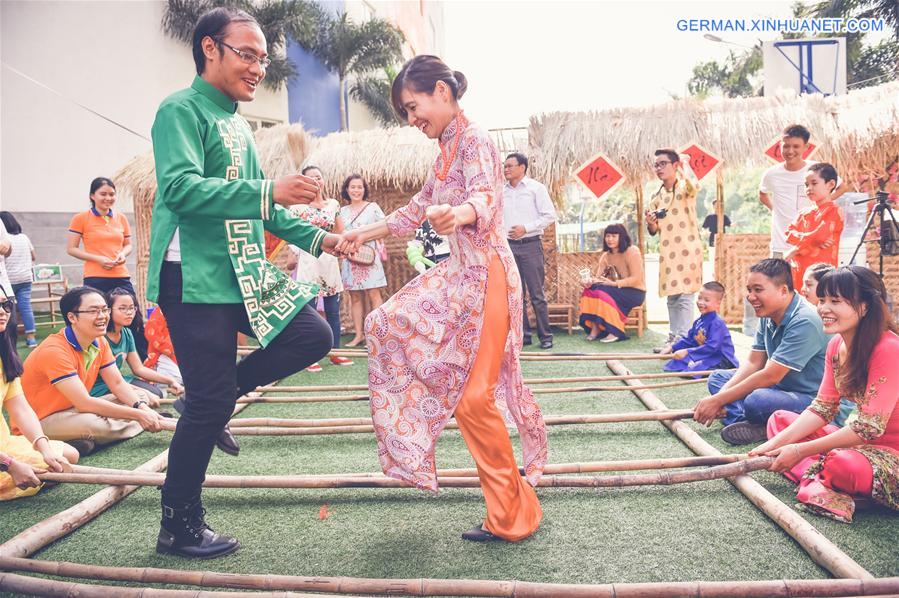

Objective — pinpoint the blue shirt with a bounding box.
[665,311,738,373]
[752,293,827,396]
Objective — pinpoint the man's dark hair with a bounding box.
[782,124,811,143]
[749,258,793,292]
[60,286,105,324]
[506,152,529,173]
[192,7,259,76]
[654,148,679,164]
[702,281,726,296]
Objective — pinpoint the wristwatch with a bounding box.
[0,455,12,472]
[132,400,149,409]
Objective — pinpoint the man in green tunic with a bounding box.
[148,7,347,559]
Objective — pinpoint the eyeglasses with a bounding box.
[0,300,12,313]
[653,161,672,170]
[217,39,271,69]
[115,306,137,313]
[74,307,111,317]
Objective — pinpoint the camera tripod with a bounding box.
[849,191,899,279]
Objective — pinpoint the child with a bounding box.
[784,163,843,292]
[663,281,738,375]
[800,262,834,306]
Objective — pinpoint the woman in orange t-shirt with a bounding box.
[67,177,146,358]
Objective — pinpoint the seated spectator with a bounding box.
[18,287,164,456]
[0,212,37,348]
[91,288,184,403]
[750,266,899,523]
[578,224,646,343]
[1,287,78,501]
[693,259,828,445]
[662,281,738,375]
[144,307,181,386]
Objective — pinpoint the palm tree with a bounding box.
[161,0,321,91]
[349,66,402,127]
[300,12,403,130]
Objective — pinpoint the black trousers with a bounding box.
[82,276,148,361]
[509,238,551,343]
[157,262,332,504]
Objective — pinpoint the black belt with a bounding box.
[508,236,541,245]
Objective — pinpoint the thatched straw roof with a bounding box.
[115,122,437,207]
[529,81,899,196]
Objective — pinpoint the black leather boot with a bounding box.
[156,498,240,559]
[172,397,240,457]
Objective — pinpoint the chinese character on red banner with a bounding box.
[574,152,625,200]
[764,137,817,163]
[679,142,722,181]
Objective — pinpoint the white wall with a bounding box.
[1,0,288,214]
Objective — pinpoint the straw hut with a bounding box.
[528,81,899,322]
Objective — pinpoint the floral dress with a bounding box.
[364,115,548,492]
[290,199,343,297]
[340,202,388,291]
[794,332,899,522]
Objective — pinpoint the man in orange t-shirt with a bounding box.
[20,287,164,455]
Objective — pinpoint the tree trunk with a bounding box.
[339,74,347,131]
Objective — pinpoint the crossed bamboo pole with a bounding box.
[37,457,774,490]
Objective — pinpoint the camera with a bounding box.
[652,208,668,220]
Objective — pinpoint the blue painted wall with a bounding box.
[286,0,343,135]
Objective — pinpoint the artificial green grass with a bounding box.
[2,329,898,595]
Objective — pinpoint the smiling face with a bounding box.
[202,22,267,102]
[399,82,455,139]
[67,292,109,340]
[745,272,791,318]
[780,135,808,165]
[818,293,863,336]
[110,294,136,328]
[90,184,116,212]
[696,289,722,315]
[805,170,836,206]
[347,179,366,202]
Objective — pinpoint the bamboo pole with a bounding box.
[2,558,898,597]
[38,458,774,489]
[0,450,170,559]
[519,354,670,361]
[0,397,256,560]
[226,409,697,429]
[605,360,874,581]
[715,169,725,280]
[253,371,712,394]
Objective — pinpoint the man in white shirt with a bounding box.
[502,153,557,349]
[759,124,847,258]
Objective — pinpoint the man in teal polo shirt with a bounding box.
[693,259,827,445]
[148,7,349,559]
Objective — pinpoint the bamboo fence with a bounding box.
[605,360,873,581]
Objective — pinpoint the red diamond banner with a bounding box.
[574,152,625,200]
[764,137,817,163]
[679,142,722,181]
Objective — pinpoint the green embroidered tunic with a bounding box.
[147,77,326,346]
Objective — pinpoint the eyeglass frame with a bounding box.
[0,300,13,313]
[652,160,673,170]
[215,38,271,69]
[73,307,111,317]
[114,305,137,313]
